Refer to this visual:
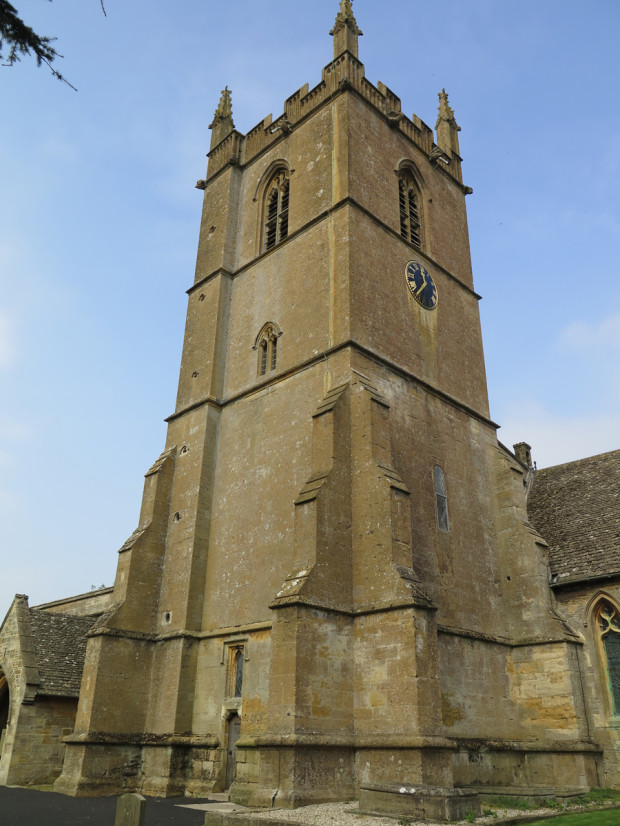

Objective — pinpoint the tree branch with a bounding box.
[0,0,78,90]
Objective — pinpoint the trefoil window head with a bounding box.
[254,322,282,377]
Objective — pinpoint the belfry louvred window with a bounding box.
[264,170,290,250]
[399,172,422,248]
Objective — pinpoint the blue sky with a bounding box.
[1,0,618,609]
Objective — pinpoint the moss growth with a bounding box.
[486,795,533,810]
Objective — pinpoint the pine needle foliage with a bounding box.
[0,0,106,90]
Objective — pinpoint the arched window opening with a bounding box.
[270,336,278,372]
[260,339,268,375]
[264,170,290,251]
[433,465,449,533]
[399,172,422,249]
[597,600,620,715]
[0,671,9,754]
[225,712,241,789]
[225,645,244,699]
[255,323,280,377]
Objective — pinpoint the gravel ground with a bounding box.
[245,799,616,826]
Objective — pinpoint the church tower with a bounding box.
[55,2,599,811]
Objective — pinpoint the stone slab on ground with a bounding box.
[115,793,146,826]
[180,801,250,813]
[359,782,480,822]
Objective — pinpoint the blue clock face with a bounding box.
[405,260,438,310]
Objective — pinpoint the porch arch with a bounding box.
[0,669,9,756]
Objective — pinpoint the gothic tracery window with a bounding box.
[597,600,620,715]
[399,171,422,248]
[255,323,280,376]
[433,465,449,533]
[264,169,290,251]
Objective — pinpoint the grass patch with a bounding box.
[577,789,620,803]
[528,811,620,826]
[486,789,620,815]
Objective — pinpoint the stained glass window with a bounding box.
[598,601,620,715]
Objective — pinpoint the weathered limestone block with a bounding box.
[114,793,146,826]
[360,783,480,822]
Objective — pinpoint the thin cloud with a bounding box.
[0,415,30,441]
[558,313,620,353]
[0,310,16,369]
[555,313,620,405]
[499,401,620,470]
[498,314,620,466]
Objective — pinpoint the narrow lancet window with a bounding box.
[270,337,278,372]
[433,465,449,532]
[597,600,620,715]
[234,649,244,698]
[260,340,268,375]
[399,172,422,248]
[264,170,290,251]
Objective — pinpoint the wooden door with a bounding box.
[226,714,241,789]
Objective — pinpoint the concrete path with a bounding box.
[0,785,229,826]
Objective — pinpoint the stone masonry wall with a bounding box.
[554,582,620,786]
[2,697,76,786]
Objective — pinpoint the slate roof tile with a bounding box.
[527,449,620,584]
[28,610,96,697]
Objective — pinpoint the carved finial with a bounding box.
[435,88,461,157]
[330,0,362,59]
[213,86,234,123]
[437,89,457,123]
[333,0,362,31]
[209,86,235,150]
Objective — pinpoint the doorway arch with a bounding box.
[0,670,9,757]
[225,713,241,790]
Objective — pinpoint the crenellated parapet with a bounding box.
[205,50,461,184]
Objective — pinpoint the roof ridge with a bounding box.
[538,447,620,473]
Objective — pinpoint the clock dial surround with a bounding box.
[405,260,438,310]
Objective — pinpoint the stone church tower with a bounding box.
[54,1,601,810]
